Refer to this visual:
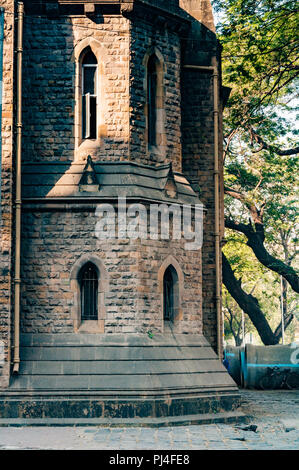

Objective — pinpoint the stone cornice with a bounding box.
[122,1,191,35]
[23,1,191,35]
[23,0,124,15]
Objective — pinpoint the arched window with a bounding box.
[163,265,179,322]
[147,54,158,147]
[70,254,109,332]
[82,48,98,140]
[79,262,98,321]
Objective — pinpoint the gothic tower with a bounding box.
[0,1,243,424]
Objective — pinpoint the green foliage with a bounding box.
[213,0,298,157]
[214,0,298,103]
[213,0,299,245]
[212,0,299,342]
[223,232,294,345]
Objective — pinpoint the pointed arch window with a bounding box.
[147,54,158,147]
[79,262,98,321]
[163,265,179,322]
[82,48,98,140]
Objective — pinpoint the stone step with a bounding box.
[19,346,215,361]
[8,371,235,392]
[20,333,211,347]
[0,411,250,427]
[7,333,236,394]
[0,392,243,421]
[17,358,223,375]
[1,333,240,422]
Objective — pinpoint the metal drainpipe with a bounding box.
[13,2,24,375]
[183,62,222,358]
[0,7,4,212]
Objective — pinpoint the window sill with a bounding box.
[148,145,166,161]
[79,139,101,150]
[75,138,102,161]
[78,320,103,334]
[148,144,163,153]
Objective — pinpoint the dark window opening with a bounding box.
[147,55,158,147]
[79,262,98,321]
[163,266,174,322]
[82,48,97,140]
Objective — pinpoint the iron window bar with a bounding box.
[80,262,98,321]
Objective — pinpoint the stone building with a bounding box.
[0,0,243,424]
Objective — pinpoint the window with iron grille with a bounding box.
[163,266,174,322]
[79,262,98,321]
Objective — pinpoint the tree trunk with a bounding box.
[225,218,299,293]
[222,252,280,345]
[246,229,299,293]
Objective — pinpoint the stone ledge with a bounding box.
[0,391,242,419]
[0,411,249,427]
[20,333,211,347]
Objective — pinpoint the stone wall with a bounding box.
[181,67,222,350]
[22,13,130,163]
[0,1,223,392]
[179,0,215,31]
[0,0,14,387]
[129,18,182,170]
[20,204,202,335]
[19,7,218,343]
[22,10,183,168]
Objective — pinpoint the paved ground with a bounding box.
[0,390,299,450]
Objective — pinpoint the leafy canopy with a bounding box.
[213,0,298,154]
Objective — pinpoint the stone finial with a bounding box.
[179,0,215,32]
[164,163,178,199]
[79,155,100,192]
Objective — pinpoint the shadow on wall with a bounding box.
[22,13,130,164]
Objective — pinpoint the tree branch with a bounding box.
[222,252,281,345]
[224,186,299,293]
[224,187,265,226]
[250,127,299,156]
[225,217,299,292]
[274,313,294,340]
[225,216,299,292]
[225,217,253,237]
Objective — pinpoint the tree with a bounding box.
[222,230,295,345]
[222,237,265,346]
[214,0,299,153]
[212,0,299,343]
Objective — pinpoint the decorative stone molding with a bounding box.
[164,163,178,199]
[84,3,95,15]
[120,1,134,16]
[79,155,100,192]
